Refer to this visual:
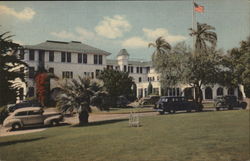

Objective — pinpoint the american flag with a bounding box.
[194,2,204,13]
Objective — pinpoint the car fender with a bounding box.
[3,119,23,128]
[44,115,62,125]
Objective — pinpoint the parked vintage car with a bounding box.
[3,107,64,130]
[214,95,247,111]
[139,95,160,106]
[154,96,203,114]
[7,100,42,112]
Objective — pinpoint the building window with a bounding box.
[29,67,35,78]
[91,72,94,78]
[176,88,180,96]
[124,65,127,72]
[99,55,102,65]
[136,67,139,73]
[61,52,66,62]
[49,51,54,62]
[139,77,142,82]
[78,53,82,63]
[94,55,102,65]
[153,88,159,95]
[62,71,73,79]
[205,87,213,99]
[131,66,134,73]
[94,55,98,64]
[20,49,24,60]
[49,68,54,74]
[83,54,87,64]
[28,87,34,97]
[173,88,176,96]
[140,67,143,73]
[29,50,34,61]
[107,65,113,70]
[78,53,87,64]
[66,52,71,63]
[217,87,224,96]
[39,50,45,61]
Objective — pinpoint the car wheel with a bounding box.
[12,123,21,130]
[51,120,59,126]
[187,110,191,113]
[240,102,247,109]
[216,107,220,111]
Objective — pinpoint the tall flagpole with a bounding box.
[192,0,196,56]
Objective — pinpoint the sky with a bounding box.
[0,0,249,60]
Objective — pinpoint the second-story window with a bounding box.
[49,51,54,62]
[140,67,143,73]
[78,53,88,64]
[29,50,34,61]
[94,55,102,65]
[39,50,45,62]
[139,77,142,82]
[61,52,66,62]
[124,65,127,72]
[67,52,71,63]
[136,67,139,73]
[78,53,82,63]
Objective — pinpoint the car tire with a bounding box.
[51,120,59,126]
[240,102,247,109]
[216,107,220,111]
[187,110,191,113]
[12,123,21,130]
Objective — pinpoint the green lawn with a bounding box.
[0,110,249,161]
[92,107,154,114]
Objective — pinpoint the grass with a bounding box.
[0,110,248,161]
[92,107,154,114]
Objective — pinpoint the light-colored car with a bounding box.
[3,107,64,130]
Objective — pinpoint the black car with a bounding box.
[214,95,247,111]
[154,96,203,114]
[7,100,42,112]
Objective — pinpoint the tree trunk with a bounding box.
[78,110,89,125]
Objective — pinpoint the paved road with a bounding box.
[0,111,158,137]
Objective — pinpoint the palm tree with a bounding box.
[56,76,107,125]
[148,36,171,57]
[0,31,28,106]
[189,22,217,54]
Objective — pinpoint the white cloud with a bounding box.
[95,15,131,39]
[0,5,36,21]
[122,37,148,48]
[143,28,187,43]
[50,30,76,39]
[75,27,95,40]
[50,27,96,42]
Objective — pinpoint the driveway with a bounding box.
[0,111,157,137]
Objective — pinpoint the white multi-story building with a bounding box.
[15,40,245,103]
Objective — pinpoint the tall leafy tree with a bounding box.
[0,31,27,106]
[189,22,217,54]
[220,36,250,98]
[57,77,107,125]
[98,69,133,106]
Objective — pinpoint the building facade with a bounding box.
[16,40,245,103]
